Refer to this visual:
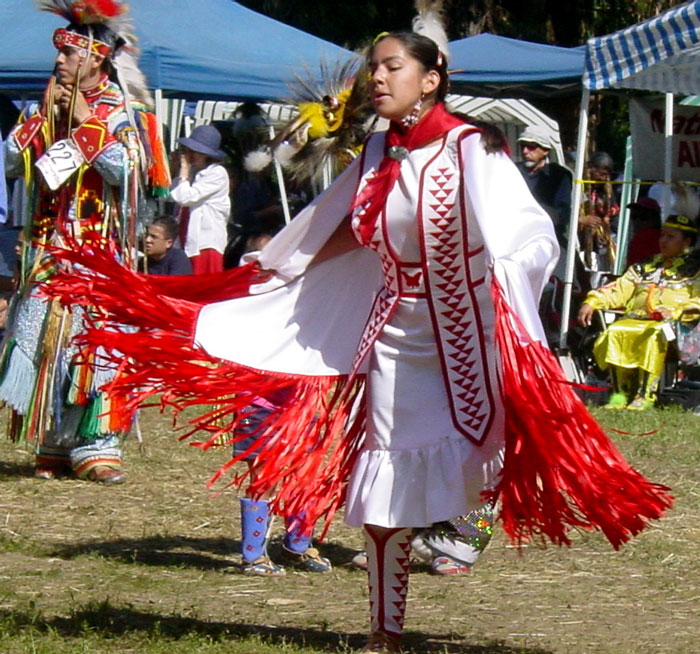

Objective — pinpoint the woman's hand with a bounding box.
[578,303,595,327]
[655,307,673,321]
[310,216,360,267]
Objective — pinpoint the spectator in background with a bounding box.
[578,214,700,410]
[580,151,619,272]
[516,125,572,247]
[141,216,192,276]
[626,197,662,266]
[170,125,230,274]
[231,227,332,576]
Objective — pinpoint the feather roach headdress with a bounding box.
[39,0,152,108]
[244,58,374,183]
[40,0,125,24]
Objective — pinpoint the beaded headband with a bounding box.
[53,27,111,56]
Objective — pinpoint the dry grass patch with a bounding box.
[0,404,696,653]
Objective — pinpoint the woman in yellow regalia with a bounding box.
[578,214,700,410]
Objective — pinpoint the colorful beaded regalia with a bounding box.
[0,0,169,478]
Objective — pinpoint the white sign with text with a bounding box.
[35,138,84,190]
[629,98,700,182]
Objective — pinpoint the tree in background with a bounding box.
[238,0,679,47]
[239,0,682,162]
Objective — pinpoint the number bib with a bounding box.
[36,139,85,190]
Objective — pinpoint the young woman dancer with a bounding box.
[45,24,671,654]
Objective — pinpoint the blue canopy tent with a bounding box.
[0,1,355,226]
[559,0,700,350]
[0,0,354,101]
[448,34,585,99]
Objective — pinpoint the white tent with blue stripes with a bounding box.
[583,1,700,94]
[559,0,700,350]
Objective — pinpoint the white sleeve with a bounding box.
[256,155,365,282]
[170,165,228,206]
[460,132,559,342]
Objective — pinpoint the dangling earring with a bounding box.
[401,94,423,128]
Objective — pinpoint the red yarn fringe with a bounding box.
[41,236,673,546]
[488,278,673,549]
[42,237,366,537]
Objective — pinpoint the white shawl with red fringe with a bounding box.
[193,126,672,549]
[42,125,672,548]
[195,127,557,387]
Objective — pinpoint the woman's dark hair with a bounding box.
[452,115,509,154]
[370,32,507,153]
[371,32,450,102]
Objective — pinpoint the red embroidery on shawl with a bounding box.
[421,127,495,444]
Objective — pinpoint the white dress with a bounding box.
[344,133,504,528]
[195,126,558,532]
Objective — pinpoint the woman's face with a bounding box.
[183,147,210,172]
[659,226,690,260]
[368,37,438,123]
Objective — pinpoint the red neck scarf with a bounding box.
[352,102,466,245]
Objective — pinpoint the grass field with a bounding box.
[0,404,697,653]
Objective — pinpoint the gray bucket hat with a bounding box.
[517,125,554,150]
[179,124,226,160]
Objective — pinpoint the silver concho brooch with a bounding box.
[387,146,409,161]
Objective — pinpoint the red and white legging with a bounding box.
[364,525,413,638]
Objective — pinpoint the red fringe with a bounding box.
[41,236,673,546]
[41,237,366,537]
[489,278,673,549]
[45,236,260,311]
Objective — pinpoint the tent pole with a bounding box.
[154,89,163,137]
[559,87,590,351]
[663,92,674,215]
[269,125,291,224]
[615,135,637,274]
